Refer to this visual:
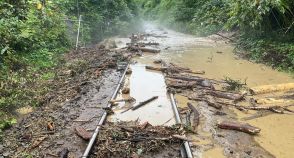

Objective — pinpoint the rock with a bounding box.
[126,68,132,75]
[3,151,9,157]
[122,87,130,94]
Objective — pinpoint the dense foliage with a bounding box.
[0,0,139,132]
[139,0,294,71]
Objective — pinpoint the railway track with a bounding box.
[82,63,193,157]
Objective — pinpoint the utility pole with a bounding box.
[75,15,82,50]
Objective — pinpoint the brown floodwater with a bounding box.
[113,23,294,158]
[109,63,176,126]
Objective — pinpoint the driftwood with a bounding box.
[166,74,223,85]
[145,65,205,75]
[254,98,294,105]
[210,91,245,102]
[166,74,203,81]
[249,83,294,94]
[234,104,294,114]
[169,64,205,74]
[129,46,160,53]
[132,96,159,110]
[187,102,200,130]
[121,96,159,113]
[75,126,92,140]
[166,79,197,89]
[217,121,261,135]
[127,42,159,46]
[145,66,167,72]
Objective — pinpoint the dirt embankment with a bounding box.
[1,46,129,157]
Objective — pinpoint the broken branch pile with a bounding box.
[91,121,185,158]
[147,60,294,114]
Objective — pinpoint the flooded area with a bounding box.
[110,63,176,125]
[113,23,294,158]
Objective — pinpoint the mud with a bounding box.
[3,23,294,158]
[1,47,128,157]
[111,23,294,158]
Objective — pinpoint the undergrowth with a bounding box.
[236,37,294,72]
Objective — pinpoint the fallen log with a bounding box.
[169,63,205,74]
[217,121,261,135]
[132,96,159,110]
[166,74,223,85]
[255,98,294,105]
[243,105,284,114]
[129,46,160,53]
[166,79,197,89]
[146,65,205,75]
[127,42,159,46]
[145,66,167,72]
[187,102,200,131]
[121,96,159,113]
[166,74,204,82]
[249,83,294,94]
[210,91,245,102]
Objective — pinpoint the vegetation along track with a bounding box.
[2,23,294,158]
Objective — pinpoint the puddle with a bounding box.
[110,63,176,125]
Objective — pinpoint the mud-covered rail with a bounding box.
[170,93,193,158]
[82,64,193,158]
[82,63,129,158]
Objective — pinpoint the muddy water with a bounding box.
[150,26,294,157]
[114,24,294,158]
[110,63,176,125]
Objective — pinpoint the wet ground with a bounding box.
[1,47,128,157]
[110,23,294,158]
[2,23,294,158]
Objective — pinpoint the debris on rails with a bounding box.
[90,121,186,158]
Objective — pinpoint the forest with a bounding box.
[0,0,294,157]
[0,0,140,136]
[139,0,294,71]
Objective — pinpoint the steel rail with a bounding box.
[170,93,194,158]
[82,64,129,158]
